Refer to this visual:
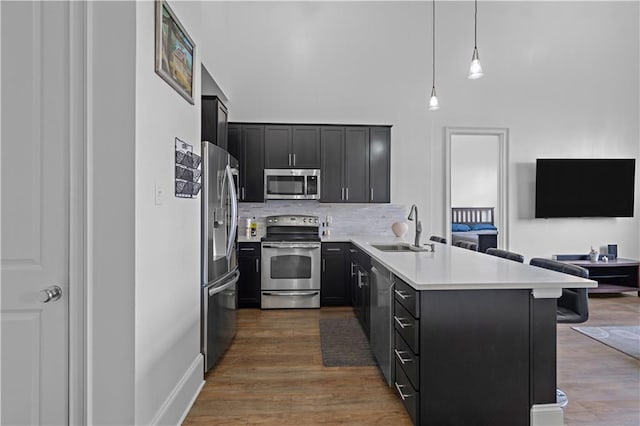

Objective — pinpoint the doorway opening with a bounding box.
[444,128,509,250]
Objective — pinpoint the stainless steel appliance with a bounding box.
[370,259,395,385]
[201,141,239,372]
[264,169,320,200]
[261,215,321,308]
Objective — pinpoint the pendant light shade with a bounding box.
[468,47,484,79]
[429,87,440,111]
[429,0,440,111]
[468,0,484,79]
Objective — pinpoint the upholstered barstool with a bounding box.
[485,248,525,263]
[458,241,478,251]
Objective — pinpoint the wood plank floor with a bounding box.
[184,294,640,426]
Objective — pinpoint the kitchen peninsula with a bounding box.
[350,238,597,426]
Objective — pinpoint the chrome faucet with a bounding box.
[407,204,422,248]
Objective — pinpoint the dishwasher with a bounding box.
[370,259,395,386]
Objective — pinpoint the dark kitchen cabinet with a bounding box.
[265,125,320,169]
[320,125,390,203]
[201,96,228,150]
[292,126,320,168]
[344,127,370,203]
[350,244,371,336]
[237,242,261,308]
[320,127,345,202]
[321,243,350,306]
[369,126,391,202]
[228,124,264,202]
[264,125,292,168]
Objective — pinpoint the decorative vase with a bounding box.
[391,222,409,238]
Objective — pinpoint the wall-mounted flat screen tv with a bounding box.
[535,158,636,218]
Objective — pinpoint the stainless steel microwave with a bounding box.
[264,169,320,200]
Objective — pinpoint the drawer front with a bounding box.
[322,242,347,255]
[394,278,419,318]
[394,300,419,354]
[238,242,261,256]
[394,330,420,390]
[395,359,419,425]
[589,265,638,284]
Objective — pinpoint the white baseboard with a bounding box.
[150,354,204,426]
[531,403,564,426]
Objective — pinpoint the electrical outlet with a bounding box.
[155,183,165,206]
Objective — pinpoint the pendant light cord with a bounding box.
[432,0,436,89]
[474,0,478,49]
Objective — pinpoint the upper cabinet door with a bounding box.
[264,125,292,168]
[291,126,320,168]
[216,102,228,151]
[320,127,345,202]
[243,125,265,202]
[369,126,391,202]
[344,127,370,203]
[201,96,228,148]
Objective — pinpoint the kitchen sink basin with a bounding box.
[370,243,433,252]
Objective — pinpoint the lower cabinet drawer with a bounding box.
[394,300,420,354]
[395,330,419,390]
[395,359,419,425]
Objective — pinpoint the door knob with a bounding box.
[39,285,62,303]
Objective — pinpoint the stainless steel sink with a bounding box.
[370,243,433,252]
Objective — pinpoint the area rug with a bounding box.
[319,317,377,367]
[572,326,640,360]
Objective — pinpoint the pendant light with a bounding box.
[428,0,440,111]
[468,0,484,79]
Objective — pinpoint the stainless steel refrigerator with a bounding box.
[201,141,239,372]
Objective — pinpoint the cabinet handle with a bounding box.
[322,258,326,272]
[242,187,246,200]
[350,262,356,277]
[240,247,255,251]
[326,248,341,252]
[345,187,349,201]
[341,187,344,201]
[288,153,292,166]
[394,382,414,401]
[256,258,260,273]
[394,349,413,365]
[394,316,412,329]
[370,188,374,201]
[394,289,412,300]
[292,153,296,166]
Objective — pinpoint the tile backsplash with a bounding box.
[238,201,408,238]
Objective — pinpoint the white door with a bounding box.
[1,2,70,424]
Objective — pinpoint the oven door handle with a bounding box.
[262,291,319,297]
[262,243,320,250]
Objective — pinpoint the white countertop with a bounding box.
[350,237,597,295]
[237,233,597,295]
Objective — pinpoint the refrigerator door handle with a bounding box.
[225,164,238,260]
[208,270,241,296]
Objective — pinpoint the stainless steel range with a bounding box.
[261,215,321,309]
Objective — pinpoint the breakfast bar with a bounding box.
[350,238,598,426]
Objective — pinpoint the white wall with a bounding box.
[134,1,206,424]
[86,2,136,424]
[451,135,498,209]
[200,1,639,259]
[87,1,208,424]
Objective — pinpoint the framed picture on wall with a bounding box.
[155,0,195,104]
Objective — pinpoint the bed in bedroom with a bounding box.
[451,207,498,253]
